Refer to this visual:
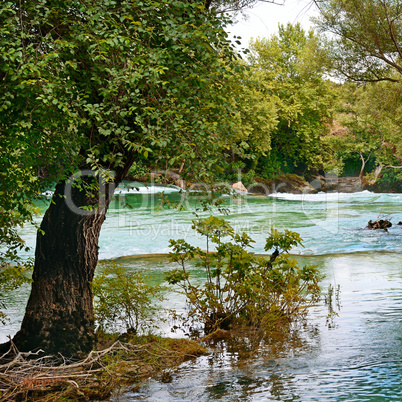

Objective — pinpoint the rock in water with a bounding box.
[366,219,392,230]
[232,181,247,193]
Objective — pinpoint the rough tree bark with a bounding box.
[6,165,130,357]
[9,177,112,356]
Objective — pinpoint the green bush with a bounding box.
[92,262,165,335]
[165,216,322,334]
[127,161,149,180]
[0,263,31,325]
[215,160,256,187]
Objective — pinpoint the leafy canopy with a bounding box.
[249,23,337,176]
[0,0,242,261]
[328,81,402,177]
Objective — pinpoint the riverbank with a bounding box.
[128,170,402,194]
[0,334,206,401]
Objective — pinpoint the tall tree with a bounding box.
[248,23,337,177]
[329,81,402,180]
[0,0,243,357]
[313,0,402,82]
[312,0,402,181]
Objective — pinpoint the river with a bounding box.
[2,184,402,401]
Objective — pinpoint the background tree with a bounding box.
[329,84,382,178]
[213,60,279,184]
[358,80,402,182]
[0,0,245,357]
[313,0,402,82]
[313,0,402,184]
[248,23,337,178]
[329,82,402,180]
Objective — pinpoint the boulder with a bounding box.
[174,179,186,190]
[248,175,316,195]
[231,181,247,193]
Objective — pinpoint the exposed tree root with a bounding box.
[0,336,206,401]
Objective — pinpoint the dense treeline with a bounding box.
[129,22,402,188]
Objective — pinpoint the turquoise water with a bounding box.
[102,189,402,257]
[19,185,402,258]
[116,253,402,401]
[2,185,402,401]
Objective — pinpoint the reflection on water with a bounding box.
[112,252,402,401]
[3,252,401,400]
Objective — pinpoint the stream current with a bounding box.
[2,184,402,401]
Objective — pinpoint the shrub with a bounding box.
[92,262,165,335]
[127,161,148,180]
[165,216,322,334]
[0,263,31,325]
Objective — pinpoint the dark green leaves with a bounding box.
[1,0,240,261]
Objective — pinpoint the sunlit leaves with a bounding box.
[0,0,241,262]
[249,23,337,175]
[264,228,304,253]
[92,262,165,334]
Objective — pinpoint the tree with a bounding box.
[248,23,337,177]
[212,60,278,181]
[358,80,402,180]
[312,1,402,182]
[330,84,382,179]
[0,0,246,357]
[329,81,402,180]
[313,0,402,82]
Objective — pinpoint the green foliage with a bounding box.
[165,216,322,334]
[127,161,149,180]
[216,160,256,187]
[257,152,294,179]
[0,163,43,265]
[0,0,242,260]
[264,228,303,253]
[373,167,402,192]
[249,23,337,177]
[328,82,402,179]
[227,60,278,161]
[0,264,31,325]
[92,263,165,335]
[313,0,402,82]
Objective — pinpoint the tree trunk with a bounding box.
[359,153,366,180]
[11,175,116,357]
[369,163,384,184]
